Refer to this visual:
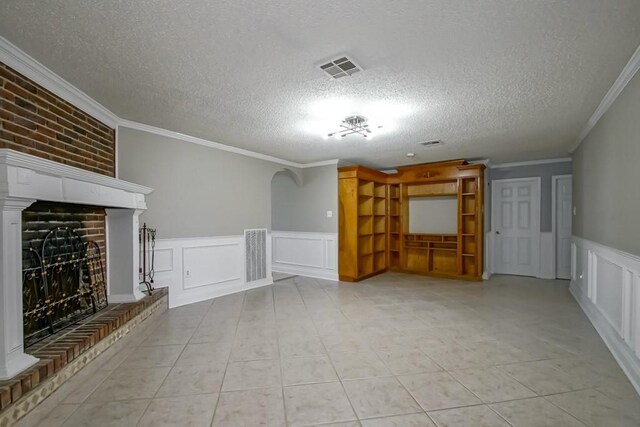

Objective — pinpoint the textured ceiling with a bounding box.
[1,1,639,167]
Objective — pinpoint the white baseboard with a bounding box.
[272,231,338,281]
[570,236,640,395]
[273,265,338,281]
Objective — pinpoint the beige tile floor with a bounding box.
[15,273,640,427]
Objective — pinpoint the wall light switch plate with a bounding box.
[326,210,333,218]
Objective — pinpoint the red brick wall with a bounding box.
[0,62,115,176]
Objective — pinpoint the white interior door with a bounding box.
[492,178,541,276]
[555,176,572,279]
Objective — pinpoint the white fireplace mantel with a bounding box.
[0,149,151,209]
[0,149,154,380]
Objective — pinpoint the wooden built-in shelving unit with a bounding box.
[338,160,484,282]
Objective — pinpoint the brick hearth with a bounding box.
[0,288,167,419]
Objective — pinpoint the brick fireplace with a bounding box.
[0,149,153,381]
[0,60,157,381]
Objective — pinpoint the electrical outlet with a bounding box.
[326,210,333,218]
[185,270,191,278]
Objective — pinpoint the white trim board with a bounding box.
[489,157,572,169]
[271,231,339,281]
[572,42,640,152]
[118,120,339,169]
[570,236,640,395]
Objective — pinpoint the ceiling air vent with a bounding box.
[319,56,362,79]
[420,140,443,147]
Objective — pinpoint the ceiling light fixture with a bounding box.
[327,115,382,139]
[406,152,415,157]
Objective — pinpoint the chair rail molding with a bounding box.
[570,235,640,394]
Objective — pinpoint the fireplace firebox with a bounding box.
[22,226,107,347]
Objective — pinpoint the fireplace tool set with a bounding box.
[139,223,157,295]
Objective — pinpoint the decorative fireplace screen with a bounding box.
[22,227,108,347]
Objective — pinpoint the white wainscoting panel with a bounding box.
[152,234,272,308]
[272,231,338,280]
[570,236,640,394]
[183,243,243,290]
[153,248,173,273]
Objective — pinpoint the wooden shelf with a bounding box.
[339,162,484,282]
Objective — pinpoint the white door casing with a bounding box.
[492,178,541,276]
[554,175,573,279]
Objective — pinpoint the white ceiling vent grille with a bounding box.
[245,228,267,283]
[319,56,362,79]
[420,140,443,147]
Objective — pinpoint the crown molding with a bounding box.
[572,43,640,153]
[299,159,340,168]
[119,120,307,169]
[0,36,341,169]
[0,36,119,128]
[118,120,340,169]
[490,157,572,169]
[469,159,490,166]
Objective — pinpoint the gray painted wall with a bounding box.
[271,165,338,233]
[490,161,572,232]
[573,71,640,256]
[117,127,297,238]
